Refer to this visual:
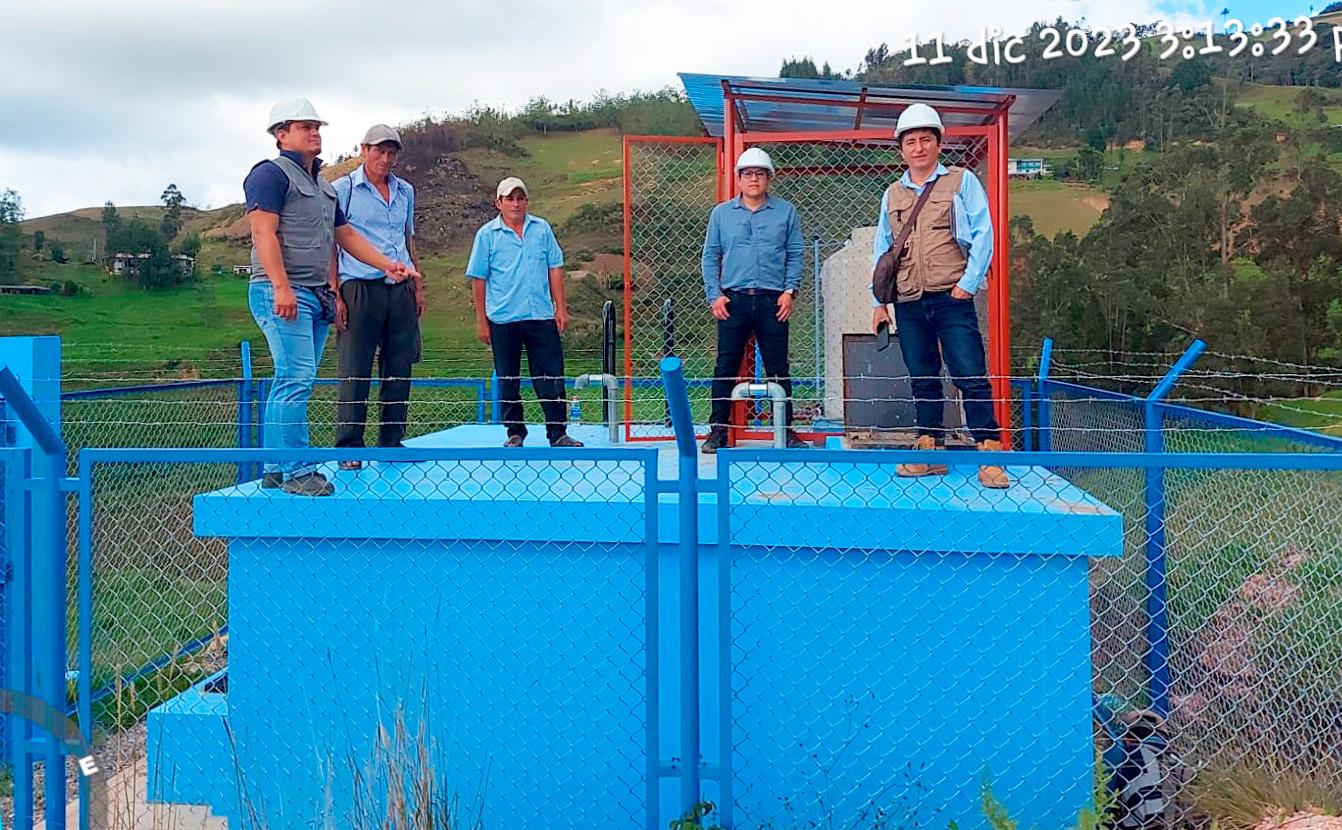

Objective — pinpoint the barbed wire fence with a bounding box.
[7,331,1342,828]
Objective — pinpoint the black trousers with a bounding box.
[335,279,420,448]
[709,289,792,429]
[893,290,1000,445]
[490,318,569,441]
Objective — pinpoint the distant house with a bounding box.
[107,252,195,278]
[1008,158,1046,179]
[107,252,147,276]
[233,264,253,276]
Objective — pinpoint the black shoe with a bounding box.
[280,473,335,497]
[264,470,326,487]
[785,432,812,449]
[701,428,728,455]
[503,435,524,448]
[550,434,584,448]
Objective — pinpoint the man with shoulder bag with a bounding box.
[870,103,1009,489]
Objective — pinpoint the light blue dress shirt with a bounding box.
[465,214,564,324]
[701,194,804,302]
[332,165,415,283]
[870,163,994,304]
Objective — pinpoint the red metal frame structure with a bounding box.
[622,134,723,435]
[624,74,1060,445]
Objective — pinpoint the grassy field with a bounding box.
[1235,82,1342,128]
[1258,391,1342,437]
[1009,179,1108,238]
[456,127,623,225]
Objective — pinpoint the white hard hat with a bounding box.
[266,97,327,135]
[895,103,944,141]
[734,147,775,176]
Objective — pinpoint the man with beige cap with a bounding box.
[466,177,583,448]
[331,124,422,464]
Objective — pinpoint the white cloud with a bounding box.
[3,0,1212,217]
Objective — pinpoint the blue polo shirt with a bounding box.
[243,150,348,225]
[700,194,804,303]
[465,214,564,324]
[332,165,415,283]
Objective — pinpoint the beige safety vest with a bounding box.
[883,167,968,303]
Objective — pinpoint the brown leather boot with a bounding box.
[976,439,1010,489]
[897,434,949,477]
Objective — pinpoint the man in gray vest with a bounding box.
[870,103,1009,488]
[245,97,418,496]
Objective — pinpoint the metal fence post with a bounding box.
[1037,338,1053,453]
[1142,339,1206,717]
[0,366,70,830]
[238,340,254,482]
[663,299,675,427]
[812,235,821,393]
[489,371,502,424]
[660,356,701,816]
[5,443,33,828]
[1019,379,1035,452]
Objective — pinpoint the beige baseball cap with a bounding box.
[496,177,528,198]
[361,124,402,148]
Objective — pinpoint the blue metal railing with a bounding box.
[0,367,70,830]
[660,356,702,816]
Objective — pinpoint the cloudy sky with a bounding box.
[0,0,1309,218]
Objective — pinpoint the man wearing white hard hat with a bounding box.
[466,177,583,448]
[699,147,809,453]
[331,124,423,465]
[869,103,1008,488]
[244,97,420,496]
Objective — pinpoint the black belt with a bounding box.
[726,287,783,296]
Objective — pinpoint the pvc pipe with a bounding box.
[575,373,621,444]
[730,381,787,448]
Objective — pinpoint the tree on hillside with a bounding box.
[160,184,185,240]
[0,189,24,282]
[33,230,44,251]
[171,232,201,259]
[100,201,122,253]
[779,57,842,80]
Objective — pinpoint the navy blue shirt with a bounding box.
[243,150,348,225]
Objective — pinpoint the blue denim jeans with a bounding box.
[249,282,329,477]
[893,290,999,445]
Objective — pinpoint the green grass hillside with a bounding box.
[1235,82,1342,128]
[456,127,623,225]
[6,114,1331,396]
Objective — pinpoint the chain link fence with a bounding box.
[718,447,1342,830]
[625,136,995,438]
[73,448,654,830]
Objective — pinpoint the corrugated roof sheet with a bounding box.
[679,73,1060,144]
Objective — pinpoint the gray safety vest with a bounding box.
[250,155,337,288]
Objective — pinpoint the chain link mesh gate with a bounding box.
[623,136,723,438]
[623,130,1005,440]
[751,133,993,429]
